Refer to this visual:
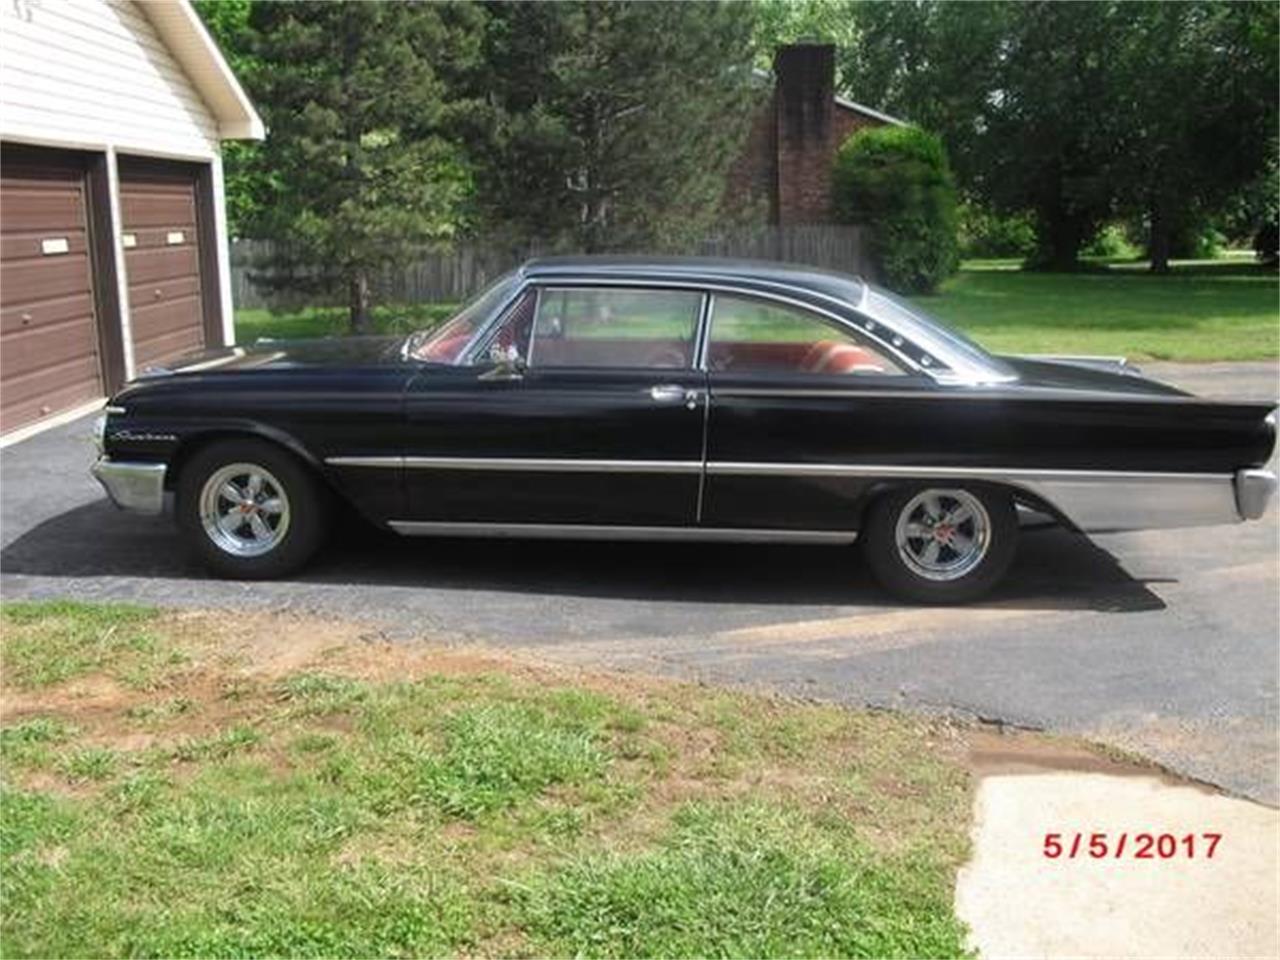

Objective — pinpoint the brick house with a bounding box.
[729,44,906,226]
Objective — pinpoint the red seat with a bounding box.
[803,340,886,374]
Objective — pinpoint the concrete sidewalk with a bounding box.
[956,736,1279,958]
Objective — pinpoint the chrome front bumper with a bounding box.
[1235,468,1277,521]
[91,458,167,515]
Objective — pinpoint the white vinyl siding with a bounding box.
[0,0,218,159]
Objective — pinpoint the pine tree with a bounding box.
[462,1,759,253]
[248,1,482,331]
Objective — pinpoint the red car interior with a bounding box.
[707,338,888,374]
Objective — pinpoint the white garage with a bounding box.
[0,0,262,440]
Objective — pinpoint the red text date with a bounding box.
[1042,832,1221,860]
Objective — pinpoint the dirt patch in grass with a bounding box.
[2,602,977,958]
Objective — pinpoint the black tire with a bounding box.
[177,437,330,579]
[861,484,1017,604]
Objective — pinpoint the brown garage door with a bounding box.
[118,158,209,369]
[0,146,105,434]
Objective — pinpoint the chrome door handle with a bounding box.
[650,384,700,411]
[650,384,686,403]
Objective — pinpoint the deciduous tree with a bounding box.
[844,1,1278,271]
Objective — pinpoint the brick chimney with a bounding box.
[774,44,836,225]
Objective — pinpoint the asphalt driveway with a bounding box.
[2,362,1276,804]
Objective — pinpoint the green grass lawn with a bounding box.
[1,601,975,958]
[919,255,1279,362]
[234,255,1279,363]
[235,302,457,342]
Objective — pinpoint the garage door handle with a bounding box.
[154,289,163,299]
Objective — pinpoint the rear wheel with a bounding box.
[177,438,329,579]
[862,485,1017,604]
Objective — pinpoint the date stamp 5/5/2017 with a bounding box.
[1043,832,1222,860]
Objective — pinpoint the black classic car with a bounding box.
[92,256,1277,602]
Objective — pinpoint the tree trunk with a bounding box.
[1030,211,1088,271]
[348,272,371,334]
[1148,198,1171,274]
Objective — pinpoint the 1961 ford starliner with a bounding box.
[91,256,1277,602]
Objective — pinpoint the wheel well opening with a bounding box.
[165,432,324,494]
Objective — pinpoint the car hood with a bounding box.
[133,336,408,376]
[1000,355,1190,398]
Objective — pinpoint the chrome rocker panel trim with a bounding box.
[387,521,857,544]
[330,456,1265,532]
[91,458,167,515]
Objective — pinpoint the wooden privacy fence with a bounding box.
[229,225,872,310]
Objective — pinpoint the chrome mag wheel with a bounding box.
[893,488,991,582]
[198,462,291,557]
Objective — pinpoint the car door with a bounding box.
[700,292,935,532]
[400,284,709,528]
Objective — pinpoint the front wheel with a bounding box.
[177,438,330,579]
[861,485,1017,604]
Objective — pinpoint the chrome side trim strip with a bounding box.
[90,458,167,515]
[329,454,1226,485]
[388,521,857,544]
[326,456,402,468]
[709,386,1218,403]
[327,456,702,474]
[704,461,1227,482]
[404,457,702,474]
[713,388,947,400]
[328,455,1225,484]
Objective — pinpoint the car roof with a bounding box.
[521,255,867,306]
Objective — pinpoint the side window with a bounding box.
[472,289,536,364]
[529,288,703,369]
[707,296,907,376]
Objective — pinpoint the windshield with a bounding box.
[409,271,520,363]
[863,286,1015,382]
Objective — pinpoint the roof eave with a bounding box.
[137,0,265,142]
[833,96,908,128]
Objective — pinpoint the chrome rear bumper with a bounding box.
[91,458,167,515]
[1235,469,1277,521]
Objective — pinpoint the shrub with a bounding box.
[1082,223,1140,260]
[1170,224,1225,260]
[957,201,1036,259]
[832,125,959,294]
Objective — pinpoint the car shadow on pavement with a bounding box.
[0,499,1168,612]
